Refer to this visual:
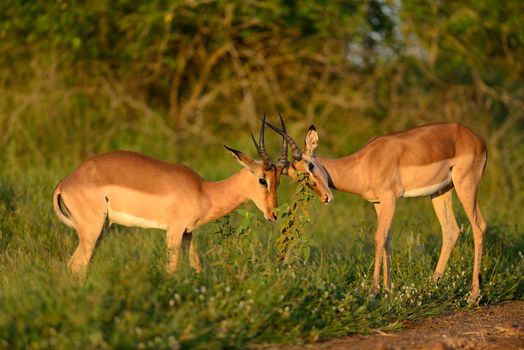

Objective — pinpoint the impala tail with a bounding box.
[52,184,75,228]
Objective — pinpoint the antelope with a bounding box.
[53,116,288,276]
[267,118,487,302]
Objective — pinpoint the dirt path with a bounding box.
[269,301,524,350]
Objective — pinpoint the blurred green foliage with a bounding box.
[1,0,522,142]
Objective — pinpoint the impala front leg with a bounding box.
[183,231,202,273]
[372,194,396,294]
[374,203,392,289]
[166,225,186,273]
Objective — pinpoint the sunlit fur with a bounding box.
[280,122,487,303]
[53,148,282,277]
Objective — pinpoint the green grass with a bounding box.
[0,129,523,349]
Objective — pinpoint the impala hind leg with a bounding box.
[452,168,486,302]
[372,194,396,294]
[65,197,107,276]
[476,204,487,233]
[431,189,461,282]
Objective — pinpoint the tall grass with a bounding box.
[0,107,522,348]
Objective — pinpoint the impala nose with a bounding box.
[264,211,278,221]
[323,194,333,204]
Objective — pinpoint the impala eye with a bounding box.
[308,162,315,171]
[259,178,267,186]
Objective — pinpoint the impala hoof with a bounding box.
[467,291,480,305]
[367,287,379,300]
[432,273,442,284]
[166,264,178,274]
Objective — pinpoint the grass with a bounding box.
[0,131,523,350]
[0,96,523,348]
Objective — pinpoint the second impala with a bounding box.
[53,117,288,276]
[268,118,487,303]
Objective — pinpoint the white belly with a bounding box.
[107,207,167,230]
[402,177,452,198]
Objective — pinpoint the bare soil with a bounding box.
[265,301,524,350]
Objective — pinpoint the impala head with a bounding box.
[266,116,333,204]
[224,114,288,221]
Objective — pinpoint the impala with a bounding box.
[53,116,288,276]
[268,118,487,302]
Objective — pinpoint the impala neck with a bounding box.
[201,168,250,224]
[318,155,366,196]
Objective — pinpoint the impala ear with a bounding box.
[224,145,255,169]
[303,125,318,157]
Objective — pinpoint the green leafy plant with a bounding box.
[215,209,255,240]
[275,172,314,264]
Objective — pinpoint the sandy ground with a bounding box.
[261,301,524,350]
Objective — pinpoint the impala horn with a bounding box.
[251,113,274,168]
[265,115,302,161]
[276,113,289,170]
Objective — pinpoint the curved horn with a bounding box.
[252,113,273,167]
[276,113,288,168]
[264,117,302,161]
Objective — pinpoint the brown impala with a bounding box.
[268,117,487,303]
[53,116,288,276]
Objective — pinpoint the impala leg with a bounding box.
[374,203,392,289]
[68,220,106,277]
[166,225,186,273]
[453,171,485,302]
[431,189,461,281]
[372,194,396,294]
[68,229,101,276]
[65,196,107,277]
[476,204,487,233]
[183,232,202,273]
